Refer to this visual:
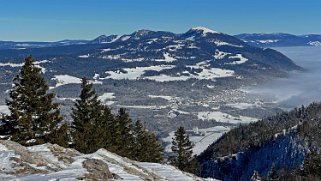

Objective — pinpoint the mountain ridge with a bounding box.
[0,27,302,136]
[235,33,321,47]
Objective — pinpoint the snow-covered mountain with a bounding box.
[0,140,216,180]
[1,27,300,77]
[0,27,301,139]
[235,33,321,47]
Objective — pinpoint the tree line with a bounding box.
[0,56,199,173]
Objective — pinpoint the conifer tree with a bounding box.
[46,122,70,148]
[2,56,67,146]
[144,132,164,163]
[131,120,146,160]
[131,120,163,163]
[71,77,108,153]
[112,108,134,157]
[100,105,114,148]
[170,126,200,174]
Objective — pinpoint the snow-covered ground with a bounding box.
[52,74,82,88]
[191,27,220,35]
[78,54,90,58]
[0,140,217,180]
[101,62,234,82]
[214,50,231,59]
[102,65,175,80]
[0,105,10,115]
[0,62,24,67]
[197,110,257,124]
[155,52,177,62]
[98,92,116,106]
[212,41,243,47]
[228,54,248,65]
[51,75,102,88]
[226,102,263,110]
[163,126,231,155]
[148,95,174,101]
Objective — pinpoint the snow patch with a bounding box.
[148,95,173,101]
[98,93,116,103]
[163,126,230,155]
[78,54,90,58]
[214,50,231,60]
[227,54,248,65]
[0,105,10,115]
[197,110,257,124]
[52,75,81,88]
[120,35,131,41]
[191,27,219,35]
[308,41,321,46]
[213,41,243,47]
[101,65,175,80]
[155,52,177,62]
[257,40,279,44]
[0,62,24,67]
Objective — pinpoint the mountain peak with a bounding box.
[91,34,120,44]
[190,26,219,34]
[132,29,154,37]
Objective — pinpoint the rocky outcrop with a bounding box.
[0,140,215,180]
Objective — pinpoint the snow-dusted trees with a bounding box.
[1,56,68,146]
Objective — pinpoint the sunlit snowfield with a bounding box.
[248,46,321,109]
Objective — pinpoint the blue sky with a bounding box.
[1,0,320,41]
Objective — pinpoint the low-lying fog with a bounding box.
[248,46,321,109]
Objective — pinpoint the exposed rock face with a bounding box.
[0,140,215,180]
[82,159,115,180]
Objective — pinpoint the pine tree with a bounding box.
[100,105,114,148]
[46,122,70,148]
[131,120,146,160]
[170,126,200,174]
[71,77,108,153]
[2,56,67,146]
[144,132,164,163]
[131,120,163,163]
[112,108,134,157]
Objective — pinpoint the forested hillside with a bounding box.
[198,102,321,180]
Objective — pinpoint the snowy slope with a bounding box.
[0,140,217,180]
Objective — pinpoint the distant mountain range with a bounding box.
[0,27,301,84]
[0,27,301,136]
[235,33,321,47]
[0,40,90,49]
[1,31,320,50]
